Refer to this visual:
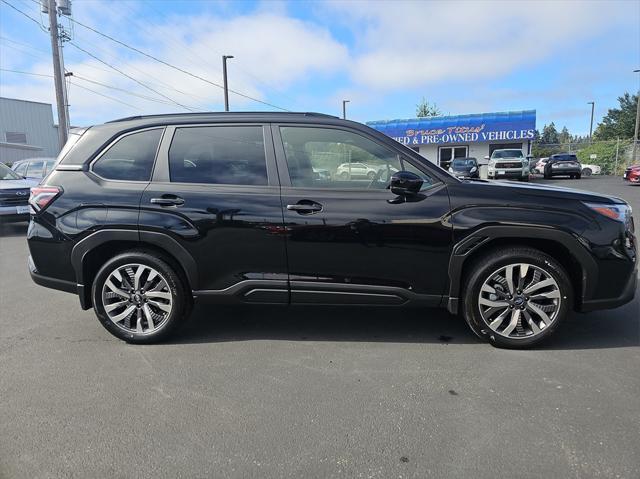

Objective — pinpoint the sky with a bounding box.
[0,0,639,135]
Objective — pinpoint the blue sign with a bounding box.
[367,110,536,146]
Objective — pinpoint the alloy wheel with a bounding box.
[478,263,562,339]
[101,263,173,334]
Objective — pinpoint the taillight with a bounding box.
[29,186,62,212]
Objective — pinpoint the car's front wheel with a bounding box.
[462,247,572,348]
[92,251,190,343]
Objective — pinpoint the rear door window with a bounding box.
[92,129,163,181]
[168,126,267,185]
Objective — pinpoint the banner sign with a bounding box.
[367,110,536,146]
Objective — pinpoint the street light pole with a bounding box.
[342,100,350,119]
[222,55,234,112]
[587,101,595,143]
[633,70,640,162]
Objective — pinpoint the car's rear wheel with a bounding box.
[339,172,349,180]
[367,171,376,180]
[92,251,189,343]
[462,247,572,348]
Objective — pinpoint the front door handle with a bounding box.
[151,196,185,206]
[286,200,323,214]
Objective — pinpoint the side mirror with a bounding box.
[484,155,490,160]
[390,171,423,197]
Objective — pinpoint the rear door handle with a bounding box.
[286,201,323,214]
[150,196,185,206]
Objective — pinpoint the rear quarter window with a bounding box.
[92,129,163,181]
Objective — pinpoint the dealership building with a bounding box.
[367,110,536,166]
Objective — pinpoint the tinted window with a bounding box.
[492,150,524,159]
[452,158,477,168]
[169,126,267,185]
[280,126,433,189]
[93,129,162,181]
[26,160,45,178]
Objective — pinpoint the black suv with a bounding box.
[27,113,637,348]
[543,153,582,179]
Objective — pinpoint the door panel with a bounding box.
[274,124,452,304]
[140,124,288,301]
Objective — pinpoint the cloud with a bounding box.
[1,3,349,124]
[323,0,636,91]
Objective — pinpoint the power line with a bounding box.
[67,40,199,112]
[0,68,51,77]
[0,0,41,26]
[69,80,142,111]
[62,11,290,111]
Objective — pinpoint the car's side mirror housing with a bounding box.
[484,156,490,160]
[390,171,423,197]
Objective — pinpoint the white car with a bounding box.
[0,162,38,222]
[580,164,601,176]
[335,162,379,180]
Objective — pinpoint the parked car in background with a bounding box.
[534,157,549,174]
[335,162,379,180]
[624,164,640,184]
[543,153,582,179]
[448,157,479,179]
[11,157,56,180]
[27,112,636,348]
[580,164,602,176]
[0,162,38,222]
[485,149,529,181]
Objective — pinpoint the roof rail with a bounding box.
[106,111,339,123]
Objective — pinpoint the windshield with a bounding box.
[492,150,524,159]
[0,163,22,180]
[452,158,477,168]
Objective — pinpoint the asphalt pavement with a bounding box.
[1,175,638,478]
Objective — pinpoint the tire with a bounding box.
[367,171,376,180]
[461,246,572,349]
[91,250,190,343]
[519,176,529,182]
[582,168,592,176]
[339,172,349,180]
[576,173,581,179]
[543,172,551,179]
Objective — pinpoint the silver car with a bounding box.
[0,162,38,222]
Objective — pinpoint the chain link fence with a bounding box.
[531,139,640,175]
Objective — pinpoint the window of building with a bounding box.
[92,129,162,181]
[439,146,468,168]
[168,126,267,185]
[5,132,27,144]
[280,126,433,189]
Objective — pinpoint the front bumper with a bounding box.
[488,168,527,179]
[579,269,637,312]
[0,205,30,222]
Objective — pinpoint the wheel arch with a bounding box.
[71,229,198,309]
[447,226,597,314]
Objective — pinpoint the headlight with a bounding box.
[448,168,453,173]
[470,166,477,173]
[584,202,632,224]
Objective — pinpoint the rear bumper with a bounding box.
[28,255,90,309]
[549,167,581,176]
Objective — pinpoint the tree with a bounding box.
[540,122,559,144]
[558,126,571,144]
[593,92,638,140]
[416,98,442,118]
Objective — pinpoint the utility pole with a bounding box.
[587,101,595,143]
[222,55,234,112]
[47,0,69,148]
[633,70,640,162]
[342,99,350,119]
